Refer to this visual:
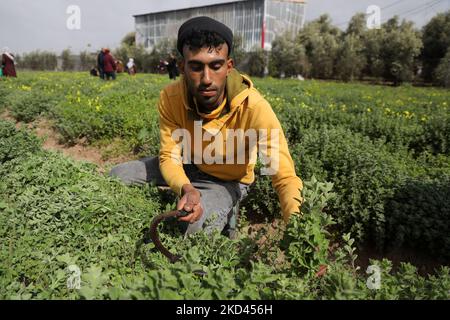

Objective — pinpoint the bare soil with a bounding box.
[355,244,449,276]
[0,111,135,173]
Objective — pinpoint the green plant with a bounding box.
[281,177,336,277]
[0,120,42,163]
[9,90,63,123]
[1,72,450,300]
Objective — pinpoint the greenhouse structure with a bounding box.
[134,0,306,52]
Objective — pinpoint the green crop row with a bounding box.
[2,72,450,156]
[1,72,449,270]
[1,120,449,299]
[262,79,450,156]
[244,126,450,259]
[1,72,169,156]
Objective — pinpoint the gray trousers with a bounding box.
[109,157,249,236]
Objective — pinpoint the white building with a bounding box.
[134,0,306,52]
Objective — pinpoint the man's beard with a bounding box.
[193,86,224,112]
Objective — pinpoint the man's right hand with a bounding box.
[177,184,203,224]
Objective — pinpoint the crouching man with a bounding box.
[110,16,303,237]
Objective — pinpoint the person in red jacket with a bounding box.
[2,47,17,78]
[102,48,116,80]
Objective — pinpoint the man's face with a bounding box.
[181,43,234,111]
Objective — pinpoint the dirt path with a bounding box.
[355,244,448,276]
[1,110,134,173]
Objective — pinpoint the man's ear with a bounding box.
[227,58,234,75]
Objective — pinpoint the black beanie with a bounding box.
[177,16,233,55]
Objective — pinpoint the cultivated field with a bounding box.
[0,72,449,299]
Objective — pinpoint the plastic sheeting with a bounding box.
[134,0,306,52]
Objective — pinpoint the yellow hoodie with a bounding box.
[158,69,303,222]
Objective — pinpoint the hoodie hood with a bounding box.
[226,68,252,109]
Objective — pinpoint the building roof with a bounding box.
[133,0,244,17]
[133,0,305,17]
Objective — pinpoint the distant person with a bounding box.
[90,66,99,77]
[2,47,17,77]
[102,48,116,81]
[167,53,178,80]
[97,48,105,79]
[116,60,124,73]
[126,58,137,76]
[158,59,167,74]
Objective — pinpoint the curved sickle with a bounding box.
[149,209,190,263]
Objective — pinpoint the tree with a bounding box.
[421,11,450,82]
[122,32,136,47]
[61,49,74,71]
[297,14,341,79]
[15,54,22,67]
[147,38,178,73]
[79,51,95,71]
[270,32,310,78]
[42,52,58,71]
[362,28,386,79]
[245,47,266,77]
[381,17,423,85]
[434,48,450,87]
[117,44,150,73]
[19,51,57,70]
[335,13,368,81]
[113,45,131,67]
[309,33,340,79]
[336,34,366,81]
[346,13,366,37]
[314,14,341,36]
[361,16,422,85]
[231,35,246,68]
[114,31,178,73]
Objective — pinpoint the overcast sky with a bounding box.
[1,0,449,54]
